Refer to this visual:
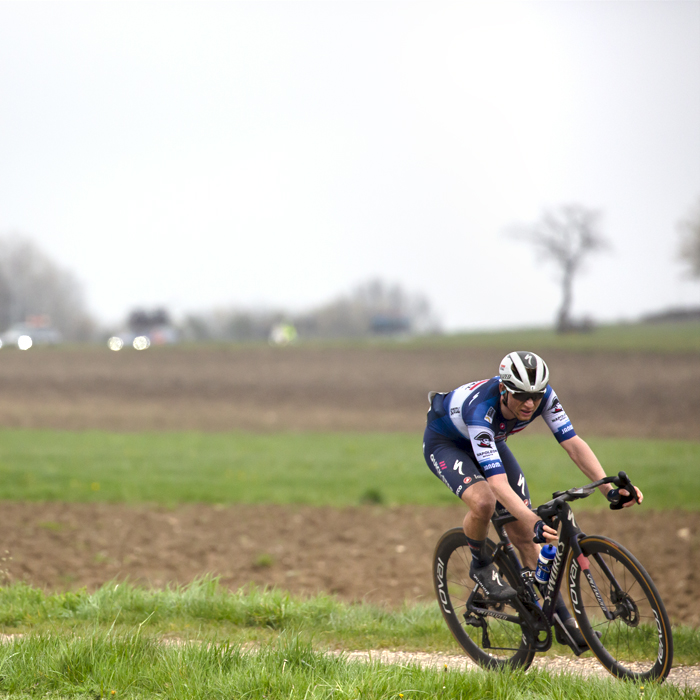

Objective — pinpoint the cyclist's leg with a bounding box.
[495,442,539,569]
[494,442,584,644]
[423,430,516,600]
[423,430,496,559]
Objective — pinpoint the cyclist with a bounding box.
[423,350,643,651]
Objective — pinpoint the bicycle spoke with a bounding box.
[433,529,534,671]
[570,536,673,682]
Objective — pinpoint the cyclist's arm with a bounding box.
[560,435,643,506]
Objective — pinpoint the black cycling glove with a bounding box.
[606,488,636,510]
[533,520,548,544]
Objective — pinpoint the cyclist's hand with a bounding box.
[533,520,558,544]
[607,485,643,510]
[625,485,643,506]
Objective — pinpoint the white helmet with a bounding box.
[499,351,549,394]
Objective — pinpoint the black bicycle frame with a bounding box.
[486,501,592,651]
[465,471,641,654]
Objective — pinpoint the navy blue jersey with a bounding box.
[426,376,576,477]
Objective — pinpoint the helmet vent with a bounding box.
[498,350,550,393]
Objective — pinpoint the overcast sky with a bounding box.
[1,1,699,331]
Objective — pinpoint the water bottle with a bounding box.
[534,544,557,584]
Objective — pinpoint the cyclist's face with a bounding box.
[500,385,543,420]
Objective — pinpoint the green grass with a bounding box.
[229,319,700,354]
[410,320,700,354]
[0,428,697,510]
[0,580,697,687]
[3,632,695,700]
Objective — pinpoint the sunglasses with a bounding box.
[508,389,545,402]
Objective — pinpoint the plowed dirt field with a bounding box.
[0,345,697,620]
[1,502,698,625]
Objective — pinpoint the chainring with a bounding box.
[518,599,552,652]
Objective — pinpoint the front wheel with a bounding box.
[567,535,673,682]
[433,528,535,670]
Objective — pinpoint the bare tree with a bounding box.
[678,195,700,279]
[0,233,94,340]
[509,205,609,333]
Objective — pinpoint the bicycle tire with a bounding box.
[433,528,535,670]
[567,535,673,682]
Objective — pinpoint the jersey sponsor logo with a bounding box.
[450,406,461,416]
[429,453,438,471]
[463,476,472,484]
[468,392,480,406]
[517,473,526,496]
[473,431,493,449]
[456,485,464,496]
[482,462,501,471]
[560,425,573,435]
[430,454,453,490]
[550,397,563,413]
[429,453,448,472]
[453,460,464,475]
[485,407,495,424]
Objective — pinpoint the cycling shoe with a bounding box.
[469,562,516,602]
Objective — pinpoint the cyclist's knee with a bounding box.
[462,483,496,521]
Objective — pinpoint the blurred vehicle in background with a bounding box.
[0,317,62,349]
[107,308,180,350]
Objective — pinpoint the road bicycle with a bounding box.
[432,471,673,682]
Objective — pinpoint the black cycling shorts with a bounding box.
[423,428,531,515]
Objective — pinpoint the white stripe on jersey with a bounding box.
[445,379,489,440]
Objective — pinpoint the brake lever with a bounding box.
[609,471,641,509]
[617,471,640,502]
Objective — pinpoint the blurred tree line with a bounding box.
[6,195,699,345]
[180,279,440,342]
[0,233,438,344]
[679,195,700,280]
[0,234,93,341]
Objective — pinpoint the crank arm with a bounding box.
[468,604,521,625]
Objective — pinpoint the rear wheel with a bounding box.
[433,528,535,670]
[568,536,673,682]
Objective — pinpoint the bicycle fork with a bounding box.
[570,539,638,626]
